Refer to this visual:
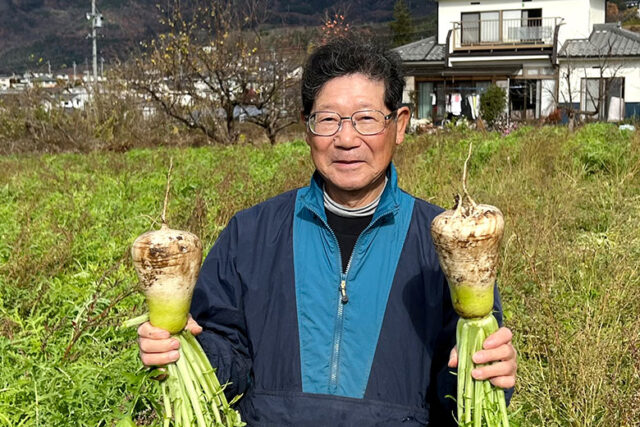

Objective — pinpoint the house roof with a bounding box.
[560,23,640,58]
[393,36,446,62]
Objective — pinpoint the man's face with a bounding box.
[305,73,409,202]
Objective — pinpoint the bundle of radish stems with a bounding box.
[431,144,510,426]
[125,161,244,427]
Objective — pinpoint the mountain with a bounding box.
[0,0,161,74]
[0,0,436,74]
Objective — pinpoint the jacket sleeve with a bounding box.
[427,281,513,426]
[190,216,252,399]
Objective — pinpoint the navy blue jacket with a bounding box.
[191,164,506,426]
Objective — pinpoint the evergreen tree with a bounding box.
[390,0,415,47]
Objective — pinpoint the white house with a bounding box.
[396,0,640,122]
[32,73,58,89]
[59,87,90,110]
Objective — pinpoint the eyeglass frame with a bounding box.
[304,109,398,137]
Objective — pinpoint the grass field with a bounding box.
[1,123,639,426]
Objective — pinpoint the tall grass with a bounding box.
[0,124,638,425]
[0,87,307,155]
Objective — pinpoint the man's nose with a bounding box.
[333,119,361,148]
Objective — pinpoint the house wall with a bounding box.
[589,0,606,29]
[403,76,415,105]
[540,79,557,116]
[437,0,601,46]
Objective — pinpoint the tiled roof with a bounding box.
[560,23,640,57]
[393,36,446,62]
[425,43,446,61]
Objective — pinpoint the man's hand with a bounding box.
[447,326,517,389]
[137,315,203,367]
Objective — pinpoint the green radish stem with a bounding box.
[182,334,226,423]
[181,336,219,422]
[161,381,172,426]
[125,315,244,426]
[499,385,509,426]
[463,325,475,423]
[456,314,509,427]
[483,380,494,425]
[456,320,468,423]
[175,347,208,426]
[473,330,484,427]
[123,313,149,328]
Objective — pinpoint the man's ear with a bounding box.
[301,112,313,146]
[395,106,411,145]
[300,112,312,145]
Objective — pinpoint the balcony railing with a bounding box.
[452,17,561,50]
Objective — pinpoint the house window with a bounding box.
[581,78,601,115]
[461,13,480,44]
[522,9,542,27]
[461,11,499,44]
[502,8,545,43]
[580,77,625,121]
[481,12,500,42]
[510,80,537,121]
[435,81,489,122]
[418,82,434,119]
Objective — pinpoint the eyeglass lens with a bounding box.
[310,110,387,136]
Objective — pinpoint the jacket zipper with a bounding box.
[329,270,347,393]
[330,243,363,388]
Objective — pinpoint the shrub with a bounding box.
[0,84,197,155]
[480,85,507,128]
[571,122,632,175]
[545,108,562,125]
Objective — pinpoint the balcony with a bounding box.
[452,17,562,51]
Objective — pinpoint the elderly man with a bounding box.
[138,38,517,426]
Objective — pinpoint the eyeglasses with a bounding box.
[306,109,397,136]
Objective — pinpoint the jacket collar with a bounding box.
[300,163,401,223]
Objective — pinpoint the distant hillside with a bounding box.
[0,0,161,74]
[0,0,436,74]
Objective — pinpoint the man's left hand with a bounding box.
[447,327,517,389]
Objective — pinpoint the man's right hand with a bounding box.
[137,315,203,367]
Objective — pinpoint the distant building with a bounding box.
[11,74,31,90]
[32,73,58,89]
[0,75,12,90]
[59,87,90,110]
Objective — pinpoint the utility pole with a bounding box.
[87,0,103,82]
[73,61,77,83]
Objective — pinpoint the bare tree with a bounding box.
[238,40,304,144]
[128,0,303,144]
[556,34,624,131]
